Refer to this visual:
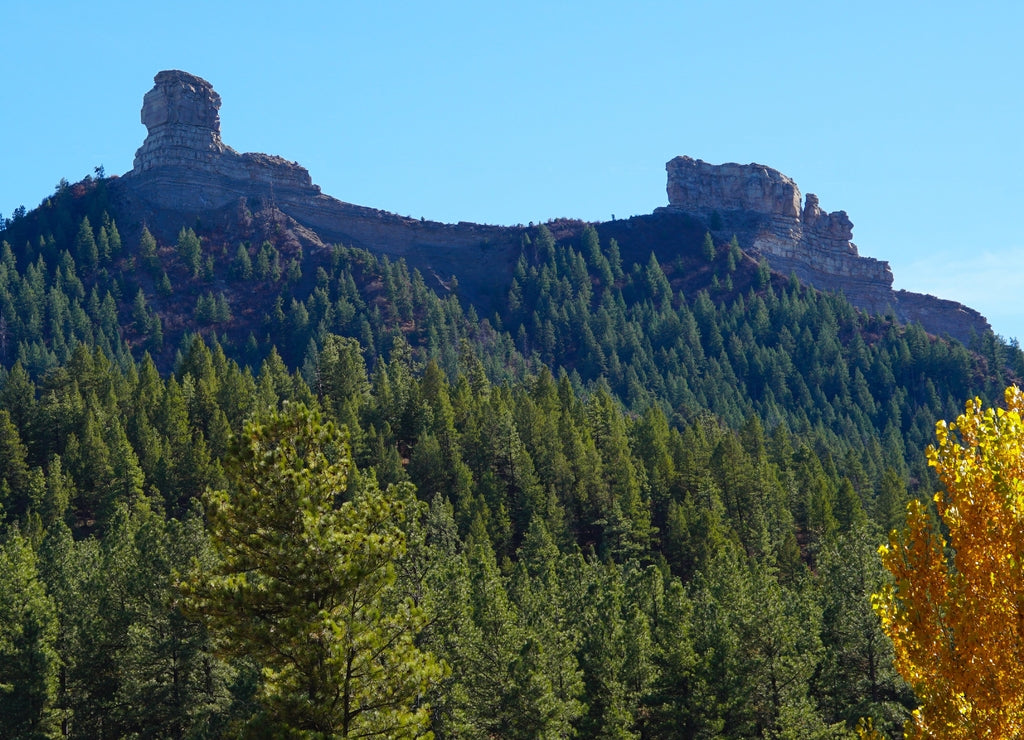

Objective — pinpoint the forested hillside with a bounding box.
[0,176,1020,737]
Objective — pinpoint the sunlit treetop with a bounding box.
[875,386,1024,739]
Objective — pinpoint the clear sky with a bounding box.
[3,1,1023,341]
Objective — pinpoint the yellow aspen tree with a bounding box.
[874,386,1024,738]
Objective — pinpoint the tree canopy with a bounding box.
[5,180,1024,736]
[875,385,1024,738]
[180,403,444,737]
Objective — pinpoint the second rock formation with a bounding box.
[662,156,988,343]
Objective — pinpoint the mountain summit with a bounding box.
[116,70,521,304]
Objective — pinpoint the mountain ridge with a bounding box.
[15,69,989,347]
[114,70,987,344]
[1,72,1021,740]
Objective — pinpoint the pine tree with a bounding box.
[702,231,716,262]
[0,409,31,520]
[508,519,584,736]
[103,214,121,256]
[156,270,172,296]
[139,227,160,274]
[176,227,202,277]
[0,525,60,738]
[74,217,98,268]
[131,289,150,335]
[817,527,913,735]
[111,504,237,738]
[180,403,444,737]
[573,562,638,739]
[231,243,252,280]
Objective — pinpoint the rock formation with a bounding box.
[126,70,322,211]
[667,156,802,219]
[116,72,990,344]
[117,71,522,304]
[132,70,227,171]
[662,156,989,343]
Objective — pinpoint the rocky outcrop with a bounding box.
[662,156,989,343]
[132,70,227,170]
[894,290,989,344]
[115,72,990,345]
[667,156,802,218]
[126,70,321,211]
[117,71,523,306]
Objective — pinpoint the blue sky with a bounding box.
[4,1,1023,340]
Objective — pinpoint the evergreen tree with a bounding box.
[817,527,913,736]
[231,243,252,280]
[0,409,31,520]
[573,562,638,739]
[702,231,716,262]
[111,505,239,738]
[176,227,202,278]
[139,227,160,274]
[180,403,444,737]
[102,215,121,257]
[74,217,98,268]
[0,525,60,739]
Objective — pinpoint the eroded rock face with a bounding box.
[662,156,989,342]
[126,71,320,210]
[132,70,226,172]
[117,72,990,345]
[142,70,220,130]
[665,156,888,300]
[667,156,802,218]
[117,71,522,301]
[802,193,853,241]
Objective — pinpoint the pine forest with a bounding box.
[1,175,1021,738]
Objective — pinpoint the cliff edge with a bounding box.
[127,70,322,210]
[116,71,523,305]
[661,156,989,343]
[115,71,989,345]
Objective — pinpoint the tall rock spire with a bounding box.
[132,70,231,174]
[123,70,318,211]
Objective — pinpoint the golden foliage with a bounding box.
[874,386,1024,738]
[855,716,887,739]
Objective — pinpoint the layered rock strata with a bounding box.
[663,156,988,342]
[128,70,321,210]
[119,71,520,299]
[117,71,990,344]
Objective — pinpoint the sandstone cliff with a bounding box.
[661,156,989,343]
